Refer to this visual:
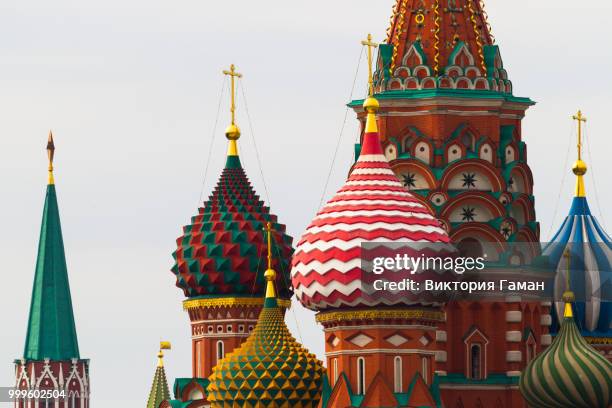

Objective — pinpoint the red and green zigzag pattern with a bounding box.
[172,161,294,299]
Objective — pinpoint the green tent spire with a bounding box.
[147,343,171,408]
[23,133,80,361]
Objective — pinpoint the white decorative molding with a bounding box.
[505,295,522,303]
[66,361,85,396]
[436,330,447,342]
[540,301,552,307]
[385,334,409,347]
[506,311,522,323]
[506,351,522,362]
[323,324,435,332]
[325,349,434,357]
[505,331,522,343]
[348,333,374,348]
[36,361,59,389]
[506,371,522,377]
[541,334,552,346]
[435,351,448,362]
[192,333,250,340]
[435,370,448,376]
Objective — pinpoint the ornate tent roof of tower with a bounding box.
[519,263,612,408]
[374,0,514,95]
[542,111,612,339]
[23,133,80,361]
[147,342,172,408]
[171,65,294,301]
[292,37,454,311]
[206,223,325,407]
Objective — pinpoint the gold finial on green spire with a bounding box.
[47,130,55,185]
[264,222,276,299]
[146,341,171,408]
[223,64,243,157]
[361,34,380,134]
[157,341,171,367]
[571,110,587,197]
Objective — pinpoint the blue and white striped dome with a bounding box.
[543,196,612,337]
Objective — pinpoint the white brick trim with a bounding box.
[505,331,522,342]
[435,351,447,362]
[506,311,522,323]
[506,351,522,362]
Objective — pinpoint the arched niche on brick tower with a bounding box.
[478,139,496,164]
[507,164,534,195]
[447,123,486,154]
[509,194,536,228]
[441,192,505,221]
[412,138,434,165]
[441,161,505,192]
[397,126,422,154]
[463,325,490,381]
[508,226,540,266]
[450,223,506,262]
[391,161,436,191]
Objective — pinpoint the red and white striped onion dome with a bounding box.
[291,97,456,311]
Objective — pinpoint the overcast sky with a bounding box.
[0,0,611,406]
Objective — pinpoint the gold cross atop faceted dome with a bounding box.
[223,64,243,157]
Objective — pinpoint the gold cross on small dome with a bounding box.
[361,34,379,97]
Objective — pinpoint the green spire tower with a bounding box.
[14,132,90,406]
[147,342,172,408]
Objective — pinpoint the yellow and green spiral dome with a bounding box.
[206,265,325,407]
[520,293,612,408]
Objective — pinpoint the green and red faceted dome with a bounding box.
[171,154,294,300]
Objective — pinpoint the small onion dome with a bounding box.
[542,128,611,336]
[542,196,612,336]
[171,144,294,300]
[520,292,612,408]
[207,243,325,407]
[291,97,453,311]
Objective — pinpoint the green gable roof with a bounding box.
[23,184,80,361]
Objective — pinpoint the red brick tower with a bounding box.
[292,40,456,406]
[345,2,547,407]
